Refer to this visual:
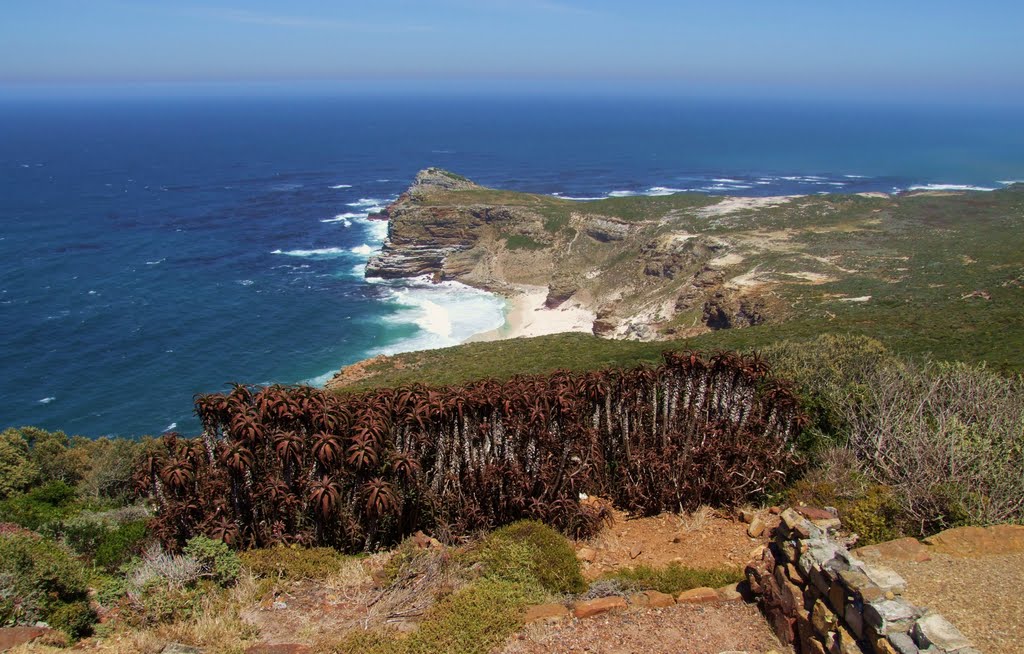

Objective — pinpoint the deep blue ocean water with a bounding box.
[2,94,1022,437]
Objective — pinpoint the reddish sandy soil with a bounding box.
[575,505,780,577]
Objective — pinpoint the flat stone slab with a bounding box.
[676,587,720,604]
[573,595,627,618]
[913,614,973,651]
[630,590,676,608]
[853,537,931,563]
[924,524,1024,556]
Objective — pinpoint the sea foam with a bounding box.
[272,247,349,258]
[907,184,998,192]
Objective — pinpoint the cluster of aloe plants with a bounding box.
[137,351,806,552]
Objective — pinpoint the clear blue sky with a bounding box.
[3,0,1023,103]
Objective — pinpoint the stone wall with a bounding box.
[745,508,980,654]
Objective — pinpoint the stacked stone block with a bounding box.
[745,508,980,654]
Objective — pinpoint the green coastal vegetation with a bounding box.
[3,184,1023,652]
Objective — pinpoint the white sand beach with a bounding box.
[468,285,595,342]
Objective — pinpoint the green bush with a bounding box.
[0,530,95,637]
[240,546,352,581]
[762,334,891,451]
[63,520,109,558]
[599,563,742,595]
[0,481,79,532]
[838,485,903,546]
[0,430,38,500]
[184,535,241,586]
[94,520,150,570]
[475,520,585,595]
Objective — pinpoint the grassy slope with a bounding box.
[341,186,1024,391]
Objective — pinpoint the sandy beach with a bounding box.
[468,284,595,342]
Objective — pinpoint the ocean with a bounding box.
[2,93,1022,437]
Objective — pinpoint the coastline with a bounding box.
[466,284,595,342]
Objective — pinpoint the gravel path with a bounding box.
[886,551,1024,654]
[501,602,787,654]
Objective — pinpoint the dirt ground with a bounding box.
[576,505,779,577]
[857,525,1024,654]
[502,601,785,654]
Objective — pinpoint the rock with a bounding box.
[809,600,837,636]
[769,506,782,515]
[676,587,719,604]
[244,645,312,654]
[628,545,643,559]
[853,537,932,564]
[716,583,743,601]
[747,516,766,538]
[924,524,1024,556]
[576,546,597,563]
[162,645,203,654]
[837,569,885,603]
[272,600,288,610]
[886,633,920,654]
[912,614,972,651]
[862,599,921,632]
[861,564,907,595]
[0,627,58,650]
[738,508,756,524]
[572,596,627,618]
[795,506,837,521]
[583,218,632,242]
[630,590,676,608]
[524,603,570,623]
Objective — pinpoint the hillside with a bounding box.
[329,171,1024,390]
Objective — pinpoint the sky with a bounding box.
[2,0,1023,103]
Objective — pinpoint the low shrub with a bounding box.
[474,520,585,596]
[0,530,95,637]
[336,578,528,654]
[846,360,1024,535]
[598,562,742,595]
[0,480,79,531]
[184,536,241,586]
[130,544,204,591]
[240,546,351,581]
[94,520,150,570]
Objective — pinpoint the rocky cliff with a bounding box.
[366,169,1017,341]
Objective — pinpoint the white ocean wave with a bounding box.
[305,277,507,387]
[377,278,506,351]
[163,422,177,432]
[347,198,386,209]
[350,244,374,256]
[844,174,868,178]
[355,216,389,243]
[646,186,688,196]
[329,183,353,189]
[271,247,348,258]
[907,184,997,192]
[145,258,165,265]
[607,190,638,197]
[38,396,56,404]
[321,212,362,225]
[553,194,607,201]
[997,180,1023,185]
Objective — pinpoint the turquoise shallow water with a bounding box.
[1,94,1022,437]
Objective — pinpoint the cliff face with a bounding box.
[365,168,939,341]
